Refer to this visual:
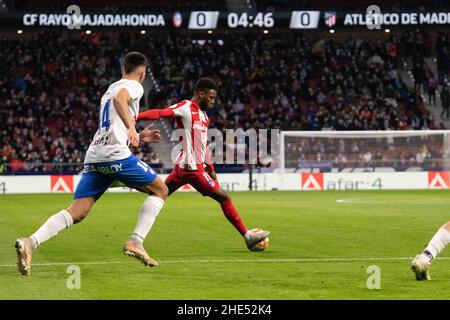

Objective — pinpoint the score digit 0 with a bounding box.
[289,11,320,29]
[188,11,219,30]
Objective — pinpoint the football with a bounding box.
[248,228,269,251]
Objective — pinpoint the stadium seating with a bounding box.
[1,30,449,173]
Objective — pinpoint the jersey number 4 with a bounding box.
[99,99,111,130]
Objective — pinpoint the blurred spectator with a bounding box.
[362,151,373,165]
[416,145,431,164]
[0,156,6,174]
[10,0,223,11]
[427,74,437,105]
[334,153,347,171]
[441,84,450,119]
[255,0,450,11]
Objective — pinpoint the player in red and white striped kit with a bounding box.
[138,78,269,250]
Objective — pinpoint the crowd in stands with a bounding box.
[7,0,225,11]
[8,0,449,12]
[257,0,450,11]
[284,135,448,172]
[1,29,450,173]
[0,31,161,173]
[150,31,447,133]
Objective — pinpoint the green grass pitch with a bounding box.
[1,190,450,300]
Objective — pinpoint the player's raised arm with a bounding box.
[138,108,175,121]
[113,88,139,147]
[139,123,162,143]
[138,100,192,121]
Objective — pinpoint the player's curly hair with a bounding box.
[194,78,218,93]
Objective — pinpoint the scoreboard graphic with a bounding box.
[2,10,449,29]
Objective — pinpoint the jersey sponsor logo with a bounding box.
[83,163,123,174]
[428,171,450,189]
[301,173,324,190]
[193,122,208,131]
[92,135,110,146]
[51,175,74,193]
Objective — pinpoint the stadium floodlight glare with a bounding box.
[140,30,146,34]
[85,30,92,34]
[264,30,269,34]
[329,29,335,34]
[17,29,23,34]
[208,30,213,34]
[385,28,391,33]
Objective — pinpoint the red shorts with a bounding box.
[165,165,220,196]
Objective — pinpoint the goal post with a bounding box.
[278,130,450,190]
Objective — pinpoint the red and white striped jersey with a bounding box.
[170,100,209,170]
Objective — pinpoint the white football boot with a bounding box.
[15,237,36,276]
[123,239,158,267]
[411,254,432,281]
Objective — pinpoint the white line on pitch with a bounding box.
[1,257,450,268]
[336,198,450,204]
[336,198,359,203]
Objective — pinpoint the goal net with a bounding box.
[279,131,450,174]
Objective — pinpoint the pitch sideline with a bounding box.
[1,256,450,268]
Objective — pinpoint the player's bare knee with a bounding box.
[162,184,169,199]
[67,200,93,224]
[153,183,168,200]
[443,221,450,231]
[74,213,88,224]
[67,208,90,224]
[143,177,169,200]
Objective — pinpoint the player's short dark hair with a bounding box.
[122,51,148,74]
[194,78,218,93]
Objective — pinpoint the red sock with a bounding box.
[220,199,248,236]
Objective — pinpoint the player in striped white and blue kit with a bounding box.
[15,52,168,275]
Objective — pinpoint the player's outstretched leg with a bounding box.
[123,176,168,267]
[210,188,269,251]
[411,221,450,280]
[15,197,94,275]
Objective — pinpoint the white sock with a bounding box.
[131,196,164,244]
[31,210,74,246]
[424,227,450,259]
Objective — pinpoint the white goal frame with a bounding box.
[279,130,450,188]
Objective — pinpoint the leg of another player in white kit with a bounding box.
[412,221,450,280]
[15,197,95,276]
[123,176,168,267]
